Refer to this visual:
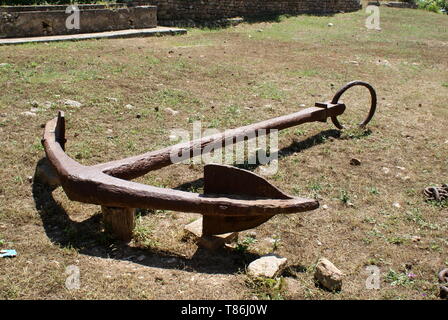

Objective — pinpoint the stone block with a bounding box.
[184,217,238,250]
[247,254,288,278]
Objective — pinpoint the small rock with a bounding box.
[136,114,141,119]
[328,23,334,27]
[21,111,37,117]
[299,104,306,107]
[62,99,82,108]
[106,97,118,103]
[395,166,406,171]
[382,167,390,174]
[247,254,288,278]
[136,255,146,262]
[350,158,361,166]
[124,104,135,110]
[392,202,401,208]
[316,240,322,246]
[314,258,344,291]
[411,236,421,242]
[322,204,329,210]
[184,218,238,250]
[164,107,179,116]
[27,176,33,183]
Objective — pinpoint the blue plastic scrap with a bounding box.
[0,250,17,258]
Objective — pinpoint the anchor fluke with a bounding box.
[202,164,315,235]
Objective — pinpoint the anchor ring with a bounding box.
[331,80,377,130]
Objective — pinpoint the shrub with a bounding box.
[417,0,448,12]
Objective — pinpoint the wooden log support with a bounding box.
[101,206,135,242]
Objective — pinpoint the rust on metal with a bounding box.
[41,81,377,237]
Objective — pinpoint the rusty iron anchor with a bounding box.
[41,80,377,242]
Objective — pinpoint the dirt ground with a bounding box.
[0,4,447,300]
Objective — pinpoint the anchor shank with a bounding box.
[94,104,345,180]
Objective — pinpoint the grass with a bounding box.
[0,3,447,299]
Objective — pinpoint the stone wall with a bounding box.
[0,5,157,38]
[129,0,362,23]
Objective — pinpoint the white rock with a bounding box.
[106,97,118,102]
[124,104,135,110]
[382,167,390,174]
[314,258,344,291]
[328,23,334,27]
[62,99,82,108]
[247,254,288,278]
[21,111,37,117]
[392,202,401,208]
[299,104,306,107]
[322,204,329,210]
[164,107,179,116]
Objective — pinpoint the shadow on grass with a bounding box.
[175,129,341,191]
[32,158,260,275]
